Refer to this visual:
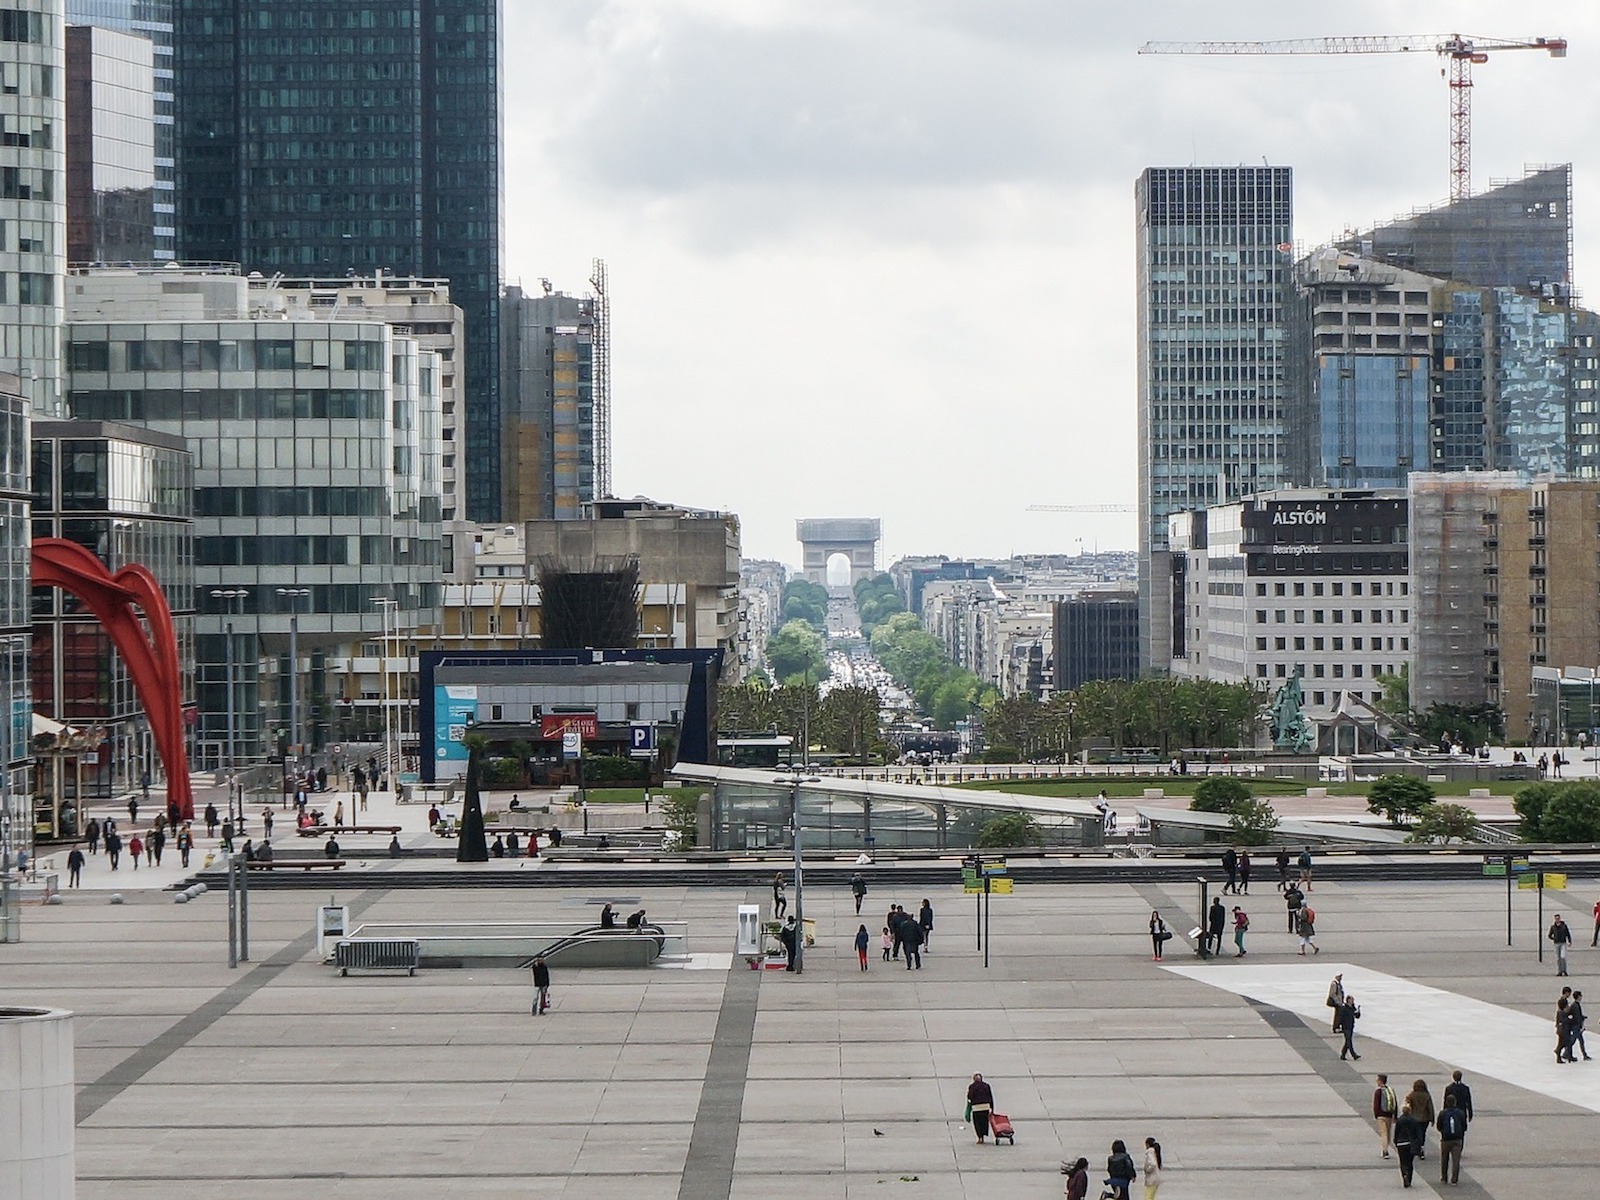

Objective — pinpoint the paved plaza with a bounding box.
[6,859,1600,1198]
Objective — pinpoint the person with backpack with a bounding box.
[530,955,551,1015]
[1372,1073,1399,1158]
[1297,845,1314,891]
[1231,906,1249,956]
[1297,903,1319,954]
[1220,845,1238,894]
[1284,882,1304,933]
[1394,1102,1426,1188]
[1436,1092,1468,1184]
[1104,1139,1137,1200]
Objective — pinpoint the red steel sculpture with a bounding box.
[32,538,194,820]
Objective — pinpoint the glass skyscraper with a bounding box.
[1135,166,1295,673]
[173,0,503,520]
[65,0,174,259]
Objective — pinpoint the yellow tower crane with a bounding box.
[1138,34,1567,202]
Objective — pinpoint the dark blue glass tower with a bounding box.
[174,0,502,520]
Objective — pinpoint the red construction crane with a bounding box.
[1138,34,1568,201]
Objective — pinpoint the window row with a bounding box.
[1255,579,1409,597]
[1255,609,1409,625]
[69,386,386,422]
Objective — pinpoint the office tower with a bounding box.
[1170,489,1409,741]
[174,0,503,520]
[501,285,596,521]
[1052,591,1139,691]
[1304,167,1600,482]
[64,265,443,764]
[65,24,156,262]
[1135,166,1295,673]
[29,420,193,833]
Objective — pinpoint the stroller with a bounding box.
[987,1111,1015,1145]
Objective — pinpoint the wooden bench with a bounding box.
[247,859,347,871]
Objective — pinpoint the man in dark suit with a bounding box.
[1442,1070,1475,1120]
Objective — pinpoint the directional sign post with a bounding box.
[1484,853,1530,946]
[960,854,1009,968]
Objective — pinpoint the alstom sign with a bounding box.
[1271,508,1328,526]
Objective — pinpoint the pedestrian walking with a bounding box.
[333,799,345,826]
[143,831,154,865]
[1238,849,1251,894]
[262,808,273,838]
[128,833,143,869]
[1062,1157,1089,1200]
[1557,994,1579,1063]
[901,917,924,970]
[1141,1137,1163,1199]
[965,1073,995,1143]
[1275,846,1290,891]
[220,819,235,854]
[1394,1102,1425,1188]
[880,925,892,962]
[1206,896,1226,958]
[1436,1092,1468,1184]
[772,873,787,919]
[530,955,551,1014]
[918,898,934,951]
[204,802,218,837]
[1570,993,1591,1060]
[854,924,870,971]
[1405,1080,1434,1159]
[128,797,139,825]
[1232,906,1249,956]
[1284,882,1304,933]
[1327,973,1346,1031]
[779,916,797,971]
[1373,1073,1399,1158]
[1550,913,1573,976]
[1592,897,1600,946]
[86,818,100,855]
[66,846,84,888]
[151,827,165,865]
[1297,903,1319,954]
[1297,845,1314,891]
[1221,845,1238,894]
[851,872,867,915]
[105,830,121,870]
[1104,1139,1138,1200]
[1149,910,1171,961]
[1338,993,1362,1060]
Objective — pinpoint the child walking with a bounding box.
[854,924,870,971]
[880,926,892,961]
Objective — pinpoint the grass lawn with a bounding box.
[961,776,1531,799]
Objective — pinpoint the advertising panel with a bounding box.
[433,685,479,770]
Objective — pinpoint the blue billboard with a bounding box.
[432,686,478,775]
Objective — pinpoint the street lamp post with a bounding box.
[774,769,822,974]
[275,588,311,785]
[210,588,248,829]
[372,597,398,792]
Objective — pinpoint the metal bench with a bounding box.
[247,859,347,871]
[334,938,422,976]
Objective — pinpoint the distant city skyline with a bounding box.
[499,1,1600,562]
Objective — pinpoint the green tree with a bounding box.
[1372,664,1411,721]
[1228,798,1279,846]
[816,685,887,763]
[853,573,906,637]
[1407,802,1480,845]
[1539,782,1600,843]
[780,579,830,632]
[1367,774,1436,826]
[1514,782,1559,841]
[767,619,829,684]
[1413,703,1505,752]
[661,792,701,851]
[1191,776,1251,814]
[976,812,1043,848]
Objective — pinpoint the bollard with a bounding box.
[108,893,124,905]
[174,893,189,904]
[45,894,63,906]
[192,883,207,895]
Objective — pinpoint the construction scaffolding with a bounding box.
[589,258,612,500]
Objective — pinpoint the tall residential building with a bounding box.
[63,265,443,765]
[501,286,596,521]
[174,0,503,519]
[64,0,173,259]
[65,23,156,263]
[1136,166,1295,672]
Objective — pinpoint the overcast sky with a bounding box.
[502,1,1600,567]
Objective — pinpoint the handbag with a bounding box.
[964,1101,972,1122]
[1158,929,1173,941]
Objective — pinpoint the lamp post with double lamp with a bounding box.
[773,768,822,973]
[210,588,248,829]
[372,597,398,791]
[275,588,311,791]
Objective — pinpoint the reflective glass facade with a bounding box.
[1317,355,1429,488]
[1136,166,1294,671]
[29,420,193,816]
[65,23,155,262]
[65,267,443,763]
[174,0,502,519]
[64,0,173,257]
[1,0,67,417]
[0,380,29,867]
